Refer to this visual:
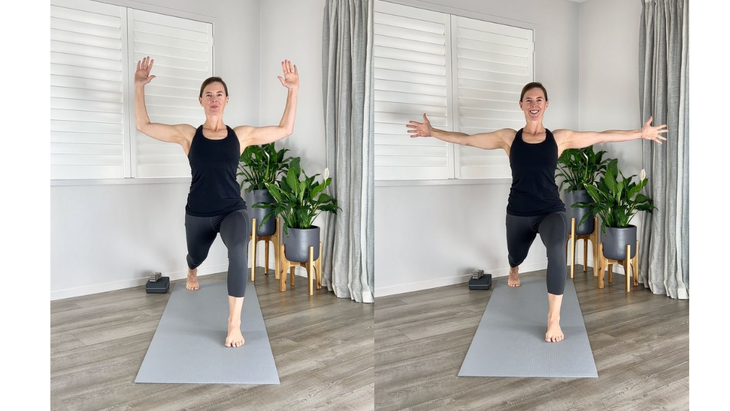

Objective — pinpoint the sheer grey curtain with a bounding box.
[639,0,689,299]
[322,0,374,303]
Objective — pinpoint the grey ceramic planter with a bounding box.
[601,225,637,261]
[564,189,595,235]
[246,189,277,236]
[283,226,321,263]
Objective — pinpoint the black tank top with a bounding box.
[185,125,246,217]
[506,128,565,216]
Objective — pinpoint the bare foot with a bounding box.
[545,318,564,342]
[508,266,520,287]
[186,268,199,291]
[225,321,245,348]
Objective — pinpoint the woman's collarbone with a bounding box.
[201,127,228,140]
[522,132,547,144]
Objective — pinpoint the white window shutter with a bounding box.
[373,1,453,180]
[50,0,126,179]
[452,16,533,179]
[128,9,213,178]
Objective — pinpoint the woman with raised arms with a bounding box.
[134,56,299,348]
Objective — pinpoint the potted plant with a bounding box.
[555,146,610,235]
[237,143,292,236]
[255,158,339,263]
[575,159,655,261]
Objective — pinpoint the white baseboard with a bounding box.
[52,253,630,301]
[375,261,547,298]
[374,254,631,298]
[374,274,472,298]
[51,264,229,301]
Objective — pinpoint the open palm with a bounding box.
[641,116,668,144]
[277,59,299,90]
[406,114,433,138]
[135,56,156,86]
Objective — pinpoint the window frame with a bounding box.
[373,0,535,184]
[50,0,216,185]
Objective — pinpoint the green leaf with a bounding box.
[291,157,301,175]
[639,178,648,190]
[636,203,655,212]
[276,148,288,163]
[311,182,326,199]
[287,168,300,197]
[298,180,307,204]
[319,203,339,213]
[627,183,642,199]
[259,210,277,227]
[237,143,297,191]
[267,186,283,203]
[577,158,655,231]
[578,211,593,227]
[249,157,337,228]
[604,161,617,193]
[584,184,600,202]
[616,181,624,202]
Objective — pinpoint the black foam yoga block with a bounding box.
[146,276,170,293]
[468,274,492,290]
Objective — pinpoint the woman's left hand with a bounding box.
[641,116,668,144]
[277,59,299,90]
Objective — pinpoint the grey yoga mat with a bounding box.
[135,281,280,384]
[458,276,598,378]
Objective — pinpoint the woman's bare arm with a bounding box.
[554,116,667,154]
[234,60,299,151]
[407,113,516,155]
[134,56,195,151]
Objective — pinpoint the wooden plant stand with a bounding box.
[250,217,281,282]
[566,216,600,279]
[596,241,639,292]
[279,242,322,296]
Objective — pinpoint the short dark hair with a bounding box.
[520,82,548,102]
[199,77,229,98]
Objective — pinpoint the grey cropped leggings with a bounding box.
[506,211,568,295]
[185,209,250,298]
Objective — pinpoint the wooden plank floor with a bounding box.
[51,270,374,411]
[375,268,689,411]
[52,267,689,410]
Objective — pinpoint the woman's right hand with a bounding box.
[406,113,433,138]
[135,56,156,87]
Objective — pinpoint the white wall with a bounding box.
[259,0,327,177]
[51,0,332,300]
[51,0,261,299]
[375,0,580,297]
[257,0,328,269]
[51,0,646,299]
[579,0,642,176]
[577,0,643,271]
